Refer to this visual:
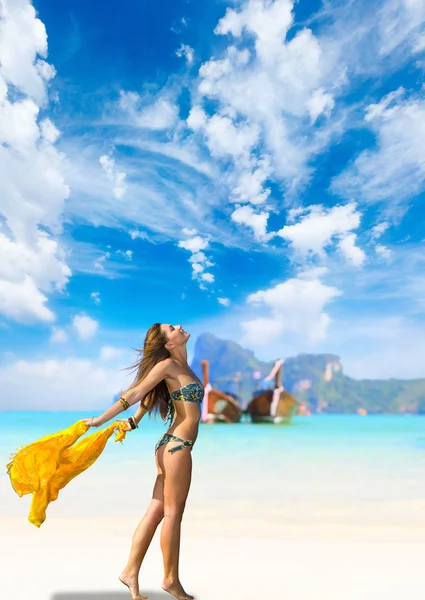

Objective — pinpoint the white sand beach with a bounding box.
[1,515,425,600]
[2,472,425,600]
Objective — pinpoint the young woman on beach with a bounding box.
[83,323,203,600]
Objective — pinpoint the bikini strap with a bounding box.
[168,438,194,453]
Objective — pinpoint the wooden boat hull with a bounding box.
[246,390,299,424]
[205,391,243,423]
[200,360,243,423]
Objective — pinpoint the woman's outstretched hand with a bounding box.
[82,416,103,428]
[117,419,133,431]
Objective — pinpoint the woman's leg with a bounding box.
[158,443,194,600]
[119,471,164,599]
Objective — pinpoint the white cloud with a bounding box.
[378,0,425,60]
[99,153,127,199]
[277,203,363,262]
[0,0,55,104]
[215,0,294,57]
[413,34,425,54]
[0,355,129,410]
[0,274,54,323]
[231,205,270,241]
[178,235,214,288]
[201,272,215,283]
[178,235,208,253]
[338,233,366,266]
[375,243,393,260]
[51,326,67,343]
[332,89,425,211]
[370,221,390,240]
[306,88,335,123]
[100,346,125,361]
[230,160,271,206]
[116,249,132,260]
[0,232,71,292]
[0,0,71,324]
[93,251,110,271]
[0,96,40,150]
[129,229,149,241]
[218,297,230,306]
[72,314,99,341]
[188,107,260,161]
[176,43,194,64]
[90,291,101,305]
[40,118,60,143]
[241,272,342,347]
[0,231,70,322]
[119,91,179,130]
[182,227,198,236]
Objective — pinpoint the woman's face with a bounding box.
[161,324,190,349]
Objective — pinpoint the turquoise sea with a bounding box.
[2,412,425,534]
[2,411,425,459]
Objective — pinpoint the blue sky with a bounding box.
[1,0,425,409]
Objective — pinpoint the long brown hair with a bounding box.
[124,323,170,420]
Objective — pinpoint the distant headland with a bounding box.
[190,333,425,415]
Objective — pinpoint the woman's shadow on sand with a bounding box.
[52,593,170,600]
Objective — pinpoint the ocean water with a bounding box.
[1,412,425,534]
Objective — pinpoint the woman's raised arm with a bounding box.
[88,358,173,427]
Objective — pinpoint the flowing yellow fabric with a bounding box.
[6,420,128,527]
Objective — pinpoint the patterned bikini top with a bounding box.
[165,381,204,425]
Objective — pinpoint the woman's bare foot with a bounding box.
[162,578,194,600]
[119,570,148,600]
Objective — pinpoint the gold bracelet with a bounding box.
[118,396,130,410]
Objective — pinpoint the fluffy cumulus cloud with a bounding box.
[72,313,99,340]
[241,269,342,347]
[231,205,270,241]
[0,0,71,323]
[176,43,194,65]
[178,232,215,289]
[90,291,101,305]
[337,233,366,267]
[277,203,365,265]
[218,297,230,306]
[50,326,67,343]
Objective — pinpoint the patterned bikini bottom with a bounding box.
[154,433,194,454]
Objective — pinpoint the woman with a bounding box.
[83,323,203,600]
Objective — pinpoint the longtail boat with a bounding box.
[200,360,243,423]
[246,359,299,424]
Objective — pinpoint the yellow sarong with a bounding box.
[6,419,128,527]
